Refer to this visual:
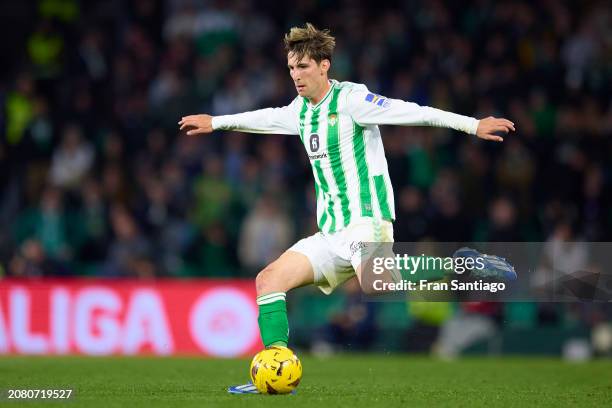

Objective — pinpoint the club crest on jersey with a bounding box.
[328,113,338,127]
[309,133,320,152]
[365,93,391,108]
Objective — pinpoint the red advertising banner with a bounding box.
[0,278,262,357]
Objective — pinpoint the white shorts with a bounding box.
[289,218,394,294]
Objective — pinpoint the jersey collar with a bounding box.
[306,79,337,110]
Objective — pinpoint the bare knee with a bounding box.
[255,252,315,296]
[256,265,283,296]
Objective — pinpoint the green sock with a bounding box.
[256,292,288,348]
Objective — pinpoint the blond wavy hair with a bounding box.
[284,23,335,63]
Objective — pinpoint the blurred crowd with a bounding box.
[1,0,611,279]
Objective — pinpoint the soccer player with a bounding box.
[179,23,516,394]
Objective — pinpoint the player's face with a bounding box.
[287,53,330,101]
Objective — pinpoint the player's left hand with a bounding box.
[475,116,515,142]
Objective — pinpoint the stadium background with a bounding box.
[0,0,611,359]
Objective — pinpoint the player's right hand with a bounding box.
[178,114,214,135]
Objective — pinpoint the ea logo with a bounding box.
[189,288,258,356]
[309,133,319,152]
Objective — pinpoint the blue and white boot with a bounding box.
[453,247,517,281]
[228,382,259,394]
[227,381,297,395]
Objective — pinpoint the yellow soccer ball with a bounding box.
[249,346,302,394]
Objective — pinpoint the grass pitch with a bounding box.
[1,355,610,407]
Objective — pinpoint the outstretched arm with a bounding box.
[346,89,515,142]
[179,99,301,136]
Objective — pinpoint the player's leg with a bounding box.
[353,243,517,295]
[256,250,315,294]
[346,220,516,294]
[347,220,446,293]
[229,236,336,395]
[348,219,400,295]
[255,250,314,348]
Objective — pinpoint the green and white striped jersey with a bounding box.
[212,80,479,234]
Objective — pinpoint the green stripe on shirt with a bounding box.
[298,99,308,143]
[314,160,329,230]
[310,108,334,231]
[374,175,392,221]
[352,121,373,217]
[327,87,351,228]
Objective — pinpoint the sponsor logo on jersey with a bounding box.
[308,152,328,160]
[309,133,320,152]
[365,93,391,108]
